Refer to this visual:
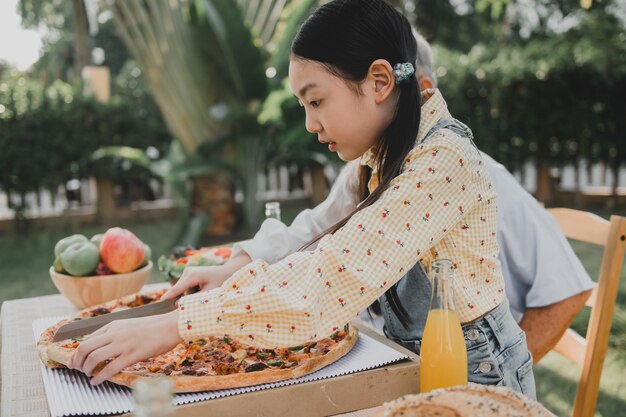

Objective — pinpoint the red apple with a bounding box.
[100,227,145,273]
[95,261,113,276]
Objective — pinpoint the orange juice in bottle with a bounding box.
[420,259,468,393]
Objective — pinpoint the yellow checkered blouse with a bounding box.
[178,89,505,348]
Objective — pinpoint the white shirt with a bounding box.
[232,154,595,323]
[482,154,595,321]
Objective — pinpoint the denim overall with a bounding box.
[379,118,536,399]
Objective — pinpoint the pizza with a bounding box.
[372,383,553,417]
[38,289,358,393]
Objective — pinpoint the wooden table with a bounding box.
[0,285,384,417]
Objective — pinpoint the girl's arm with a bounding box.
[179,139,484,348]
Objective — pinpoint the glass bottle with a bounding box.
[420,259,468,393]
[265,201,281,221]
[133,377,174,417]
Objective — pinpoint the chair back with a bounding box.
[548,208,626,417]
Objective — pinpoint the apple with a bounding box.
[53,255,66,273]
[60,242,100,276]
[100,227,145,273]
[95,261,113,276]
[90,233,104,247]
[54,234,88,257]
[141,243,152,267]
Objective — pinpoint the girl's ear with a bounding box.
[367,59,395,104]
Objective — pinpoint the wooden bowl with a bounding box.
[49,262,152,309]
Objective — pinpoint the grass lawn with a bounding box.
[0,206,625,416]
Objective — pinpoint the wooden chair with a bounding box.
[548,208,626,417]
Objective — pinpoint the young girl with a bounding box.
[69,0,535,398]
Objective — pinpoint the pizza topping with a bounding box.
[287,353,310,362]
[244,362,268,373]
[231,349,248,361]
[89,307,110,316]
[255,351,270,360]
[267,360,284,367]
[214,362,239,375]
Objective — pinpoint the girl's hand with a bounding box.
[160,254,253,301]
[67,310,182,385]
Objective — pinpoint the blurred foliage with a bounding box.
[434,6,626,180]
[0,69,172,217]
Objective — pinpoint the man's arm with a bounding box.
[230,161,360,264]
[519,289,591,363]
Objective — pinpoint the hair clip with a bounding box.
[393,62,415,84]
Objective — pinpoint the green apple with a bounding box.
[60,242,100,276]
[54,234,88,257]
[53,255,66,273]
[141,243,152,267]
[90,233,104,248]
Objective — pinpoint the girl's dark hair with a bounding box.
[292,0,422,326]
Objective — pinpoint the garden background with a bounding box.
[0,1,625,415]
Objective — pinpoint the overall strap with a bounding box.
[421,118,478,151]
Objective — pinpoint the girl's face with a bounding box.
[289,59,395,161]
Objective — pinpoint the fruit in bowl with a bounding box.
[50,227,153,308]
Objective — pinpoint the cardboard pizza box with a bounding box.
[137,322,420,417]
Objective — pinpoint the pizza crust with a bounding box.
[40,291,359,393]
[372,383,553,417]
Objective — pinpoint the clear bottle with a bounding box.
[132,377,174,417]
[265,201,281,221]
[420,259,468,393]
